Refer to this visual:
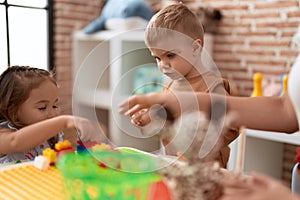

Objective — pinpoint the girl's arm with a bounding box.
[0,115,93,154]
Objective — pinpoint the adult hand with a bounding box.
[219,172,300,200]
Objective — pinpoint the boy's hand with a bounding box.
[131,108,151,126]
[131,105,170,137]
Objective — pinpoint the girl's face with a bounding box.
[17,80,60,126]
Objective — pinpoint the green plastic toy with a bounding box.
[57,150,162,200]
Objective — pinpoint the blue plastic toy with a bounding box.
[84,0,153,34]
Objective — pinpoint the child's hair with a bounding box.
[0,66,57,128]
[145,3,204,47]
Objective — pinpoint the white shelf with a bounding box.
[74,89,111,109]
[75,89,132,110]
[73,30,146,42]
[228,128,299,179]
[246,129,300,145]
[72,30,161,152]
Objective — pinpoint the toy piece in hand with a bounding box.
[84,0,153,34]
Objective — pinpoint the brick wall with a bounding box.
[53,0,300,185]
[54,0,104,114]
[188,0,300,96]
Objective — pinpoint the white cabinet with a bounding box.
[72,30,214,153]
[72,30,161,152]
[228,129,300,179]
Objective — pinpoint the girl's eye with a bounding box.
[38,107,47,110]
[53,105,59,109]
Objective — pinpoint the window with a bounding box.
[0,0,53,74]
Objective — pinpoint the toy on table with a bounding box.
[33,155,50,170]
[76,140,99,152]
[43,148,57,165]
[279,73,288,96]
[55,140,74,159]
[251,72,263,97]
[83,0,153,34]
[0,164,63,199]
[34,140,74,167]
[57,149,166,200]
[0,142,172,200]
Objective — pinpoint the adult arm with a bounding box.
[119,91,298,133]
[225,93,298,133]
[219,172,300,200]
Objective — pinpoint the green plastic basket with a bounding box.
[57,150,162,200]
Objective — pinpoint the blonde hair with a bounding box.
[145,3,204,47]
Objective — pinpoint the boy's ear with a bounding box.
[192,39,203,55]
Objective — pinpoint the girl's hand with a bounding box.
[64,116,106,142]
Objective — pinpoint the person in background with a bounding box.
[0,66,100,164]
[129,3,238,168]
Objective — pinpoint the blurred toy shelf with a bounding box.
[72,30,161,152]
[74,89,111,109]
[229,128,300,179]
[74,89,133,111]
[73,30,146,41]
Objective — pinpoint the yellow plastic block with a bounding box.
[55,140,72,151]
[92,143,113,151]
[43,148,57,163]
